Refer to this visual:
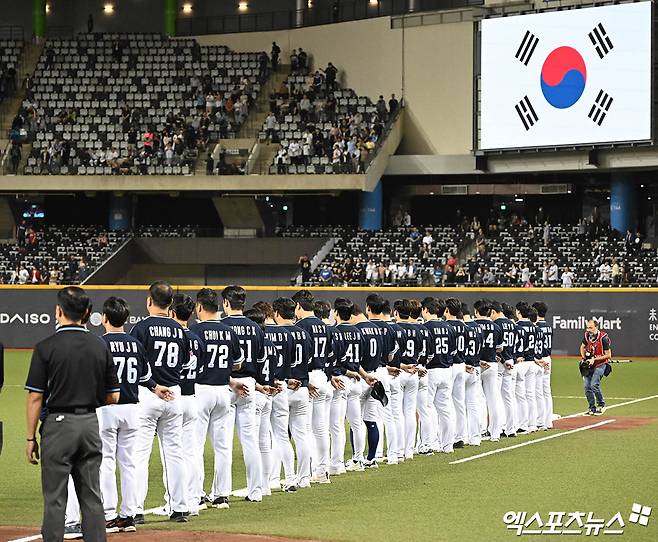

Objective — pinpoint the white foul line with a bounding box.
[7,535,42,542]
[449,419,617,465]
[553,395,638,400]
[559,393,658,420]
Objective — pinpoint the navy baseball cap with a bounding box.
[370,381,388,407]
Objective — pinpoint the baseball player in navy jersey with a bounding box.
[189,288,245,511]
[221,285,265,502]
[423,298,457,453]
[529,310,547,430]
[292,290,334,484]
[533,302,554,429]
[392,300,424,460]
[129,281,191,523]
[460,305,483,446]
[415,298,437,455]
[444,298,469,449]
[328,298,367,473]
[473,299,504,442]
[100,297,172,533]
[514,302,541,433]
[352,305,387,468]
[167,294,203,515]
[244,308,277,498]
[491,302,519,438]
[254,301,298,493]
[366,294,400,465]
[273,297,315,487]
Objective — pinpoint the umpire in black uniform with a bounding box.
[25,287,120,542]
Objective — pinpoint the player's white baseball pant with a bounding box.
[463,366,481,446]
[287,385,312,488]
[329,375,350,471]
[309,369,332,476]
[542,356,554,428]
[524,363,538,431]
[531,363,545,429]
[345,378,367,463]
[269,381,296,487]
[498,361,518,436]
[195,384,233,500]
[255,392,273,496]
[451,363,467,444]
[480,362,503,440]
[231,377,263,501]
[415,370,436,452]
[399,371,419,458]
[478,383,488,434]
[134,385,187,514]
[374,367,399,463]
[160,394,197,513]
[65,476,80,526]
[427,366,455,453]
[389,374,405,459]
[514,361,530,432]
[97,403,139,520]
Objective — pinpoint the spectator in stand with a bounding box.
[324,62,338,92]
[455,266,467,286]
[561,266,575,288]
[433,264,443,286]
[290,49,299,73]
[543,221,551,247]
[271,42,281,72]
[298,254,311,283]
[10,143,21,173]
[422,229,434,247]
[520,262,531,286]
[483,268,496,285]
[548,260,559,284]
[388,94,399,115]
[447,253,458,269]
[403,210,411,226]
[298,48,308,74]
[30,266,41,284]
[598,260,612,283]
[23,72,34,100]
[265,112,277,143]
[504,262,518,284]
[542,260,550,285]
[611,258,621,285]
[18,265,29,284]
[577,218,587,243]
[376,95,388,121]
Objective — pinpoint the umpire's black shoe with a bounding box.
[170,511,188,523]
[453,440,464,449]
[134,514,145,525]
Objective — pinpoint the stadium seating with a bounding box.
[22,33,266,175]
[0,39,22,104]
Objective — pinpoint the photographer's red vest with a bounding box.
[583,331,611,368]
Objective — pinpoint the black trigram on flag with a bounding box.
[515,96,539,130]
[589,23,614,59]
[515,31,539,66]
[588,90,613,126]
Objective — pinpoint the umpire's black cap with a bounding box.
[370,381,388,407]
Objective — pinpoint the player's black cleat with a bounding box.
[453,440,464,449]
[517,428,527,434]
[170,511,188,523]
[105,518,120,534]
[117,516,136,532]
[134,514,145,525]
[212,496,230,509]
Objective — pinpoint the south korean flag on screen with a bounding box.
[479,2,652,151]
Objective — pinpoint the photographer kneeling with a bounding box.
[580,319,612,416]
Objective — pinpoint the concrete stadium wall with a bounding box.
[1,286,657,356]
[194,15,474,156]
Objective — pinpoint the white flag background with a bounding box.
[479,2,652,150]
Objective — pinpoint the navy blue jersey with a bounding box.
[516,320,541,361]
[464,321,483,367]
[101,332,152,404]
[331,323,364,375]
[396,322,424,365]
[222,315,266,379]
[423,320,457,369]
[416,324,431,365]
[536,320,553,357]
[474,319,503,363]
[534,326,546,360]
[513,322,527,360]
[284,324,312,385]
[264,324,294,381]
[385,321,405,368]
[355,321,388,372]
[495,317,518,361]
[295,316,333,373]
[190,320,244,386]
[370,320,399,367]
[446,319,469,364]
[182,329,204,396]
[130,316,190,388]
[258,338,276,386]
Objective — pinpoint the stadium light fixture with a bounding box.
[45,3,51,14]
[182,3,193,13]
[500,204,507,210]
[369,0,379,5]
[265,196,270,201]
[283,205,289,211]
[515,197,524,202]
[103,3,114,14]
[238,2,248,11]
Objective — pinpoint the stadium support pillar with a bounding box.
[109,194,132,231]
[610,174,636,234]
[359,182,383,230]
[164,0,177,37]
[33,0,46,41]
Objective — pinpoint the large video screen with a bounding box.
[479,2,652,151]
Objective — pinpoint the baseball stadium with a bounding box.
[0,1,657,541]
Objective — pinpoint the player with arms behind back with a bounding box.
[533,302,554,429]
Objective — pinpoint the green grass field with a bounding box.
[1,351,657,541]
